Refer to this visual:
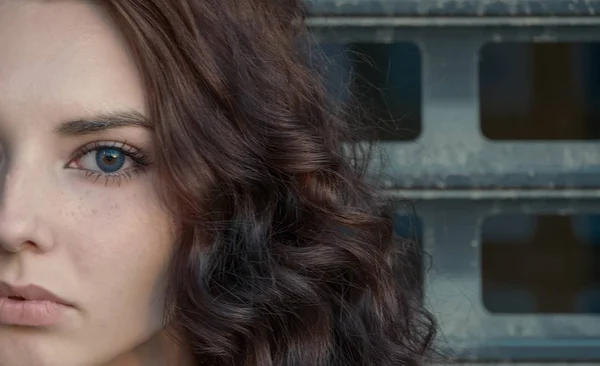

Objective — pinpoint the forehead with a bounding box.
[0,0,145,129]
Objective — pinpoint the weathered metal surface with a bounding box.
[388,189,600,200]
[404,199,600,361]
[312,27,600,189]
[452,364,600,366]
[308,2,600,361]
[455,364,600,366]
[307,16,600,28]
[309,23,600,42]
[306,0,600,17]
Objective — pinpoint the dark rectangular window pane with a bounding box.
[480,42,600,141]
[482,214,600,314]
[318,42,421,141]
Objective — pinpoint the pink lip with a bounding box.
[0,282,73,327]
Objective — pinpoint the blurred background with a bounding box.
[306,0,600,363]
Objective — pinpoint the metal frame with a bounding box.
[307,0,600,17]
[308,3,600,361]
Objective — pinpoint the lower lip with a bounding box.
[0,297,69,326]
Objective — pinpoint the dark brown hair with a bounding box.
[103,1,436,365]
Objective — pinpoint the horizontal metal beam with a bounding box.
[307,16,600,28]
[386,189,600,200]
[306,0,600,17]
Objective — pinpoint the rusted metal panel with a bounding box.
[306,0,600,17]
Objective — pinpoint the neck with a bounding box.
[105,329,193,366]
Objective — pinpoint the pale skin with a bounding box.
[0,1,191,365]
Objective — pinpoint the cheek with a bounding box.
[70,192,173,272]
[63,187,174,314]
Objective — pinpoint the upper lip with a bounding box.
[0,282,71,306]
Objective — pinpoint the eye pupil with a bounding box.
[96,148,125,173]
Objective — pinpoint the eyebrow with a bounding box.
[54,110,152,136]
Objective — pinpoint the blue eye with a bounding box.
[67,141,151,185]
[95,148,126,173]
[69,143,137,175]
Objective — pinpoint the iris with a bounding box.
[95,148,126,173]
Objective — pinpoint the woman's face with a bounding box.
[0,1,176,365]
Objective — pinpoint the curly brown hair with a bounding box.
[103,0,436,365]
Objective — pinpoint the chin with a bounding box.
[0,347,54,366]
[0,331,85,366]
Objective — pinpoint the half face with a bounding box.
[0,1,176,365]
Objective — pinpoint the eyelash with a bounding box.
[67,140,152,187]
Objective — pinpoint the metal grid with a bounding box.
[308,1,600,362]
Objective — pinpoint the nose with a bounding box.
[0,157,55,253]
